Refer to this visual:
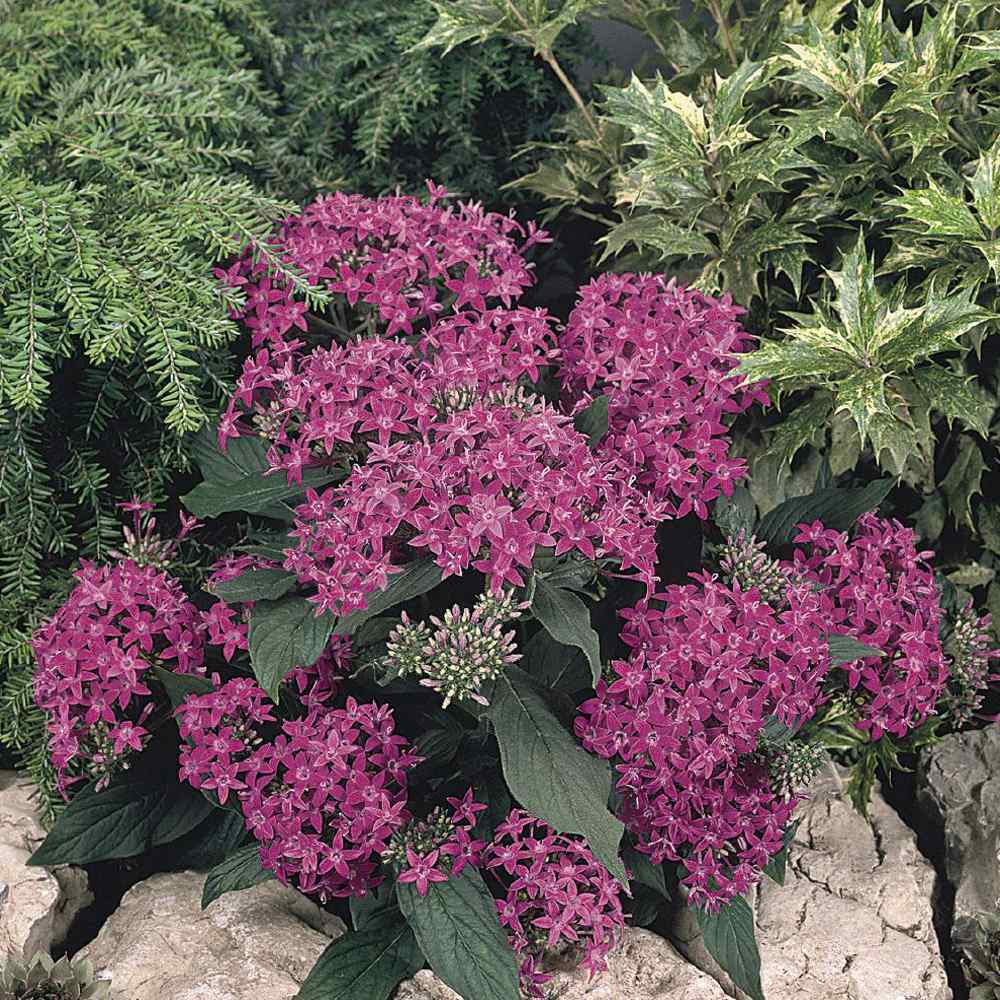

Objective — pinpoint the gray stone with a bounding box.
[918,725,1000,943]
[0,770,92,958]
[79,870,345,1000]
[395,928,728,1000]
[672,766,951,1000]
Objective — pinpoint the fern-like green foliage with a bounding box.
[0,0,300,809]
[257,0,582,203]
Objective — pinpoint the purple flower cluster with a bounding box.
[485,809,625,997]
[222,328,663,618]
[176,678,418,900]
[558,274,767,518]
[575,574,831,909]
[213,183,550,351]
[791,514,950,740]
[33,559,205,794]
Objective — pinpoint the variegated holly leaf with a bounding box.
[740,235,992,468]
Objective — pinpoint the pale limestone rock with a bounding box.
[918,725,1000,944]
[672,767,951,1000]
[79,870,345,1000]
[395,927,728,1000]
[0,770,92,958]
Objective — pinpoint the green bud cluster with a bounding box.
[384,589,524,708]
[945,603,994,727]
[383,806,455,870]
[718,530,792,608]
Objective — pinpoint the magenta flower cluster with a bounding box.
[211,188,762,623]
[177,678,418,900]
[213,183,550,351]
[575,573,829,909]
[485,809,625,997]
[558,274,767,519]
[222,323,664,618]
[33,559,205,794]
[790,514,950,740]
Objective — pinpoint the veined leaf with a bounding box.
[756,479,893,548]
[941,436,987,531]
[336,558,443,636]
[693,896,764,1000]
[488,668,626,884]
[397,867,520,1000]
[600,214,716,264]
[970,138,1000,232]
[29,776,213,866]
[890,181,982,239]
[202,843,274,909]
[295,920,423,1000]
[530,577,601,685]
[248,596,336,701]
[909,365,993,436]
[210,567,297,604]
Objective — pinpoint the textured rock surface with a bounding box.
[918,726,1000,940]
[673,767,951,1000]
[80,870,345,1000]
[395,928,728,1000]
[0,770,92,959]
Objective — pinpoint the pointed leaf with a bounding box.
[202,843,275,909]
[182,466,344,519]
[488,667,626,884]
[249,597,336,701]
[756,479,893,548]
[210,567,297,604]
[828,634,885,665]
[336,559,443,636]
[29,777,212,866]
[573,395,610,447]
[151,665,213,712]
[693,896,764,1000]
[294,920,423,1000]
[530,577,601,685]
[396,867,520,1000]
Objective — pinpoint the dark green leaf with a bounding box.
[249,596,336,701]
[828,633,884,665]
[756,479,893,548]
[573,395,610,447]
[336,559,443,637]
[761,820,799,886]
[522,629,591,691]
[350,880,399,932]
[202,843,274,909]
[694,896,764,1000]
[624,848,669,898]
[488,668,626,884]
[396,867,520,1000]
[29,777,212,866]
[530,577,601,686]
[211,567,297,604]
[151,664,213,712]
[182,465,344,519]
[294,920,423,1000]
[165,807,251,870]
[188,426,268,482]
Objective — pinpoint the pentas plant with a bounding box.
[27,188,999,1000]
